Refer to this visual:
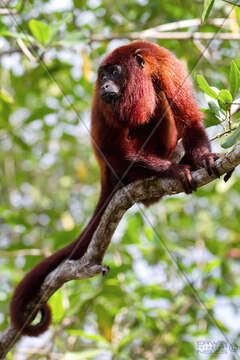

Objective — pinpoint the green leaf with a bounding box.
[229,61,240,99]
[0,90,14,104]
[49,14,73,42]
[94,303,113,341]
[202,0,215,23]
[29,19,50,44]
[222,125,240,148]
[12,135,31,151]
[122,213,143,244]
[68,329,111,347]
[1,30,35,43]
[208,101,220,115]
[197,75,218,99]
[73,0,88,8]
[218,89,233,111]
[117,329,145,351]
[202,109,221,127]
[55,31,88,46]
[203,258,220,273]
[144,226,154,241]
[48,289,65,323]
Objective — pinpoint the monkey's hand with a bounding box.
[191,152,233,183]
[193,152,221,178]
[167,164,197,194]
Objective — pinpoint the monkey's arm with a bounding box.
[160,62,222,178]
[156,91,178,158]
[181,121,220,177]
[123,151,196,194]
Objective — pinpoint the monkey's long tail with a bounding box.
[10,184,114,336]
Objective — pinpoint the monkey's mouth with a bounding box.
[101,92,118,104]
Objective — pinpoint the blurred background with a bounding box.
[1,0,240,359]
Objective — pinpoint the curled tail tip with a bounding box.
[10,304,52,337]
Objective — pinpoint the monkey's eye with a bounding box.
[135,53,145,68]
[100,73,107,82]
[112,65,121,77]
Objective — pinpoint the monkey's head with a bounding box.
[98,64,122,105]
[97,41,162,126]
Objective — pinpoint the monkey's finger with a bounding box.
[178,171,191,194]
[182,180,192,194]
[185,169,197,192]
[212,165,220,178]
[211,154,221,177]
[224,169,234,182]
[190,176,198,192]
[102,265,110,277]
[184,169,196,194]
[202,158,212,176]
[204,156,220,178]
[207,157,220,178]
[213,155,221,161]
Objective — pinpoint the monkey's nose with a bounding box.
[103,83,110,90]
[101,81,118,93]
[100,81,119,104]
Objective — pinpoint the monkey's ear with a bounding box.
[134,51,145,68]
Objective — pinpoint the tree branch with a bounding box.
[0,142,240,357]
[221,0,240,7]
[0,17,239,60]
[90,32,240,42]
[0,8,17,15]
[144,18,236,32]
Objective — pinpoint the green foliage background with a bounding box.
[1,0,240,359]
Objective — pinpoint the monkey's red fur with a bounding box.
[10,41,217,336]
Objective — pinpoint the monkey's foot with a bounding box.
[167,164,197,194]
[197,153,234,182]
[199,153,221,177]
[102,264,110,277]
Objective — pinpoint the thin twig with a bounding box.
[211,130,232,141]
[230,98,240,115]
[12,349,63,359]
[0,249,51,257]
[193,39,212,63]
[228,108,232,131]
[91,32,240,42]
[0,49,21,56]
[141,18,235,33]
[210,98,240,141]
[221,0,240,6]
[0,8,17,15]
[16,38,36,62]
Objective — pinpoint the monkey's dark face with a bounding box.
[99,65,123,104]
[99,52,146,106]
[98,49,156,126]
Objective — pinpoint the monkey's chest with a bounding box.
[126,124,174,158]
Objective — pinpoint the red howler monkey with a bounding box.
[10,41,221,336]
